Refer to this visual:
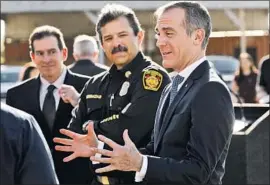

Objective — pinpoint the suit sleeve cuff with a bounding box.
[92,141,104,164]
[135,155,148,182]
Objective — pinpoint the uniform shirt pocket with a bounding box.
[86,98,104,119]
[110,95,130,112]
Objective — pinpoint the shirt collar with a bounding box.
[120,52,144,73]
[76,59,95,66]
[178,56,206,79]
[40,67,67,89]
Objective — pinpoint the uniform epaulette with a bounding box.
[143,64,160,72]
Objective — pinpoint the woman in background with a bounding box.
[19,62,39,81]
[21,65,39,81]
[232,52,258,103]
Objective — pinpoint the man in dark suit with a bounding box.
[6,25,91,184]
[85,2,234,184]
[69,34,108,76]
[1,103,58,185]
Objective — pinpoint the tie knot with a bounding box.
[172,75,184,87]
[169,75,184,105]
[47,85,56,93]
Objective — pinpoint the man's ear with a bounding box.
[137,30,145,46]
[62,47,68,61]
[92,51,99,62]
[30,51,36,62]
[193,29,205,46]
[30,51,33,60]
[73,53,78,61]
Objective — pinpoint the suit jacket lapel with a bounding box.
[154,60,211,152]
[154,84,171,145]
[53,70,74,130]
[55,70,70,114]
[31,77,42,112]
[154,79,194,152]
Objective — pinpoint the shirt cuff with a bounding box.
[92,141,104,164]
[135,155,148,182]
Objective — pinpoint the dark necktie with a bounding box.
[169,75,184,105]
[42,85,56,130]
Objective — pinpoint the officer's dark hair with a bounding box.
[29,25,66,53]
[96,4,142,44]
[154,1,212,49]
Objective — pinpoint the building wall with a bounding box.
[4,35,269,66]
[4,38,75,65]
[206,35,269,64]
[3,12,96,41]
[2,9,269,40]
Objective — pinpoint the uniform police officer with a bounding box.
[54,4,170,185]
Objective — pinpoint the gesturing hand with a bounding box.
[90,130,143,173]
[53,121,98,162]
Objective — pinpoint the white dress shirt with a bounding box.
[39,68,67,110]
[135,56,207,182]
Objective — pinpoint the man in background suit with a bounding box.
[1,103,58,185]
[87,1,235,184]
[69,34,108,76]
[6,25,91,184]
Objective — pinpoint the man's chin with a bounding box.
[162,60,174,69]
[41,72,54,78]
[114,59,129,66]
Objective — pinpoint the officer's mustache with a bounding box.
[111,45,128,54]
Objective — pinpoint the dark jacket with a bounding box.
[258,57,270,95]
[68,52,171,184]
[69,59,108,77]
[140,61,235,184]
[0,103,59,185]
[235,71,257,103]
[6,70,91,184]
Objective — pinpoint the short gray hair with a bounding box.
[73,35,98,56]
[155,1,212,49]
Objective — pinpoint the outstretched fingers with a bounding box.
[53,137,73,146]
[55,145,73,152]
[63,153,77,162]
[91,148,113,157]
[59,129,80,139]
[90,156,112,164]
[98,135,120,149]
[95,165,116,173]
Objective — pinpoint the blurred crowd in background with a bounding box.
[1,2,269,104]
